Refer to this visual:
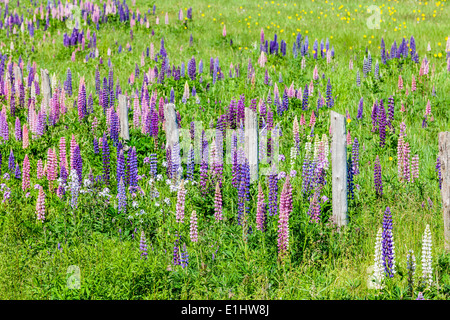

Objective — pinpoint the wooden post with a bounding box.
[244,107,259,183]
[163,103,179,150]
[40,68,52,112]
[330,111,348,227]
[439,132,450,252]
[118,94,130,140]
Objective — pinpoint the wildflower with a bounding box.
[382,207,395,278]
[421,224,433,287]
[140,231,148,259]
[190,210,198,242]
[176,180,186,223]
[277,176,292,261]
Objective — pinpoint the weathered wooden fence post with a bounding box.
[40,68,52,112]
[330,111,348,227]
[163,103,179,150]
[118,94,130,140]
[439,132,450,252]
[244,107,259,183]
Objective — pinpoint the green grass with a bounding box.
[0,0,449,300]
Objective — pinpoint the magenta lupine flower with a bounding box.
[374,155,383,197]
[36,186,46,222]
[190,210,198,242]
[176,180,187,223]
[425,99,431,116]
[22,154,30,192]
[59,137,67,169]
[47,147,58,187]
[22,124,29,149]
[214,182,223,221]
[256,182,266,232]
[277,176,292,261]
[37,159,44,180]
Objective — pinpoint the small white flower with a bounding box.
[132,201,139,208]
[156,174,163,181]
[162,161,167,168]
[164,197,170,205]
[155,202,160,207]
[165,179,171,185]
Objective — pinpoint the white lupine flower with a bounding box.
[421,224,433,287]
[372,227,384,289]
[290,146,298,169]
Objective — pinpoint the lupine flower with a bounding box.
[139,230,148,259]
[22,124,29,149]
[190,210,198,242]
[398,75,403,90]
[176,180,187,223]
[372,227,384,289]
[421,224,433,287]
[180,243,189,268]
[117,177,127,214]
[378,99,387,148]
[214,181,223,221]
[436,156,442,190]
[307,192,321,223]
[416,292,425,300]
[382,207,395,278]
[69,169,80,209]
[357,97,364,120]
[36,186,46,222]
[8,150,14,173]
[117,149,125,185]
[256,182,266,232]
[37,159,44,180]
[127,147,138,188]
[374,155,383,196]
[277,176,292,261]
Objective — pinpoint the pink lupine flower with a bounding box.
[190,210,198,242]
[309,111,316,127]
[411,75,416,92]
[222,25,226,37]
[36,186,46,222]
[165,12,169,25]
[313,65,319,80]
[22,124,29,149]
[425,99,431,116]
[176,180,187,223]
[37,159,44,180]
[300,114,306,126]
[47,147,58,186]
[411,154,419,183]
[347,130,352,145]
[70,134,77,170]
[277,176,292,261]
[398,75,403,90]
[256,182,266,232]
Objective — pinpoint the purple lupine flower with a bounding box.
[110,110,120,147]
[268,165,278,216]
[347,156,354,200]
[436,156,442,190]
[356,70,361,87]
[180,243,189,268]
[93,137,99,154]
[378,99,387,148]
[15,163,21,179]
[74,144,83,183]
[65,68,72,96]
[117,149,125,185]
[307,192,321,223]
[371,101,378,132]
[127,147,138,188]
[150,153,157,178]
[302,84,309,111]
[380,37,386,64]
[326,78,334,108]
[140,231,148,259]
[8,150,14,172]
[188,56,196,81]
[187,145,195,181]
[102,134,111,183]
[374,155,383,197]
[387,95,395,128]
[382,207,395,277]
[117,177,127,214]
[357,97,363,120]
[77,82,87,122]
